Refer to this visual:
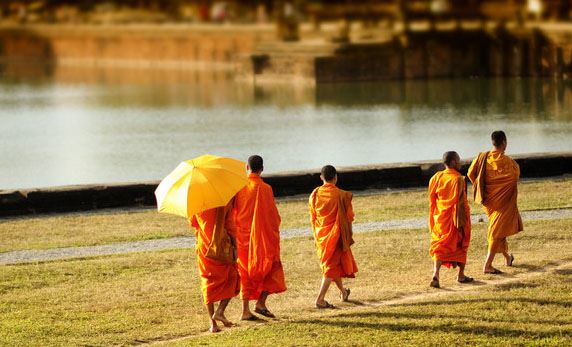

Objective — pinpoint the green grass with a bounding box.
[1,217,571,346]
[0,178,570,253]
[187,272,572,346]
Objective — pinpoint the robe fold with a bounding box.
[468,150,523,254]
[190,202,239,304]
[309,183,358,279]
[233,173,287,301]
[428,168,472,267]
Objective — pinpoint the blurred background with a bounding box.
[1,1,572,189]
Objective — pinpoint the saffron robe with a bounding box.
[428,168,472,267]
[309,183,358,279]
[233,173,287,300]
[468,150,523,253]
[190,202,240,304]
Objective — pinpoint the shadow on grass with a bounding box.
[394,297,572,309]
[293,305,572,339]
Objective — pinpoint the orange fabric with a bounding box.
[190,202,239,305]
[428,168,472,268]
[233,173,287,301]
[309,183,358,279]
[468,150,523,254]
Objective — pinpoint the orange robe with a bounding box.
[468,150,523,254]
[428,168,472,267]
[309,183,358,279]
[190,202,240,305]
[232,173,287,301]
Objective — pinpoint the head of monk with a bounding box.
[247,155,263,174]
[443,151,461,171]
[320,165,337,185]
[491,130,507,151]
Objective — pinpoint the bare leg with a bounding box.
[483,251,499,272]
[240,299,255,320]
[457,262,466,281]
[206,303,220,333]
[432,260,442,280]
[315,277,332,305]
[333,277,349,301]
[255,291,269,311]
[212,298,233,327]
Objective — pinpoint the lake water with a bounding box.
[1,66,571,190]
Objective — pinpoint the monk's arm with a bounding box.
[428,176,437,231]
[345,193,355,223]
[466,157,478,184]
[268,186,282,226]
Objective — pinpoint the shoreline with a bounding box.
[1,151,570,217]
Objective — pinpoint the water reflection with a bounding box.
[0,64,571,190]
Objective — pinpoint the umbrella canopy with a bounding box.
[155,154,248,218]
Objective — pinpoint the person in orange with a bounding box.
[189,201,240,333]
[428,151,473,288]
[232,155,287,321]
[309,165,358,309]
[468,130,523,274]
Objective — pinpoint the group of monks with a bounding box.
[429,130,523,288]
[189,130,522,333]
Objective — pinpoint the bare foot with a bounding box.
[240,313,259,321]
[483,267,503,274]
[213,313,234,327]
[209,323,221,333]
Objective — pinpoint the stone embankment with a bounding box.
[1,152,570,217]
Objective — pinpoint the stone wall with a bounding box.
[1,152,570,217]
[0,24,274,67]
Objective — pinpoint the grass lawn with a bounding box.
[1,216,571,346]
[0,177,571,253]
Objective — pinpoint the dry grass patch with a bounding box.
[0,217,570,346]
[0,177,570,252]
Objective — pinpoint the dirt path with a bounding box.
[1,208,571,265]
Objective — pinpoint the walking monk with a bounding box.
[190,202,240,333]
[428,151,473,288]
[468,130,523,274]
[232,155,287,320]
[309,165,358,309]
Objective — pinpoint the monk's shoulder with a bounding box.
[430,170,444,182]
[259,179,276,196]
[337,187,353,200]
[309,186,320,202]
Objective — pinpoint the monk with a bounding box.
[309,165,358,309]
[468,130,523,274]
[189,201,240,333]
[428,151,473,288]
[232,155,287,321]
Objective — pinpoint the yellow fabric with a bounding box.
[468,150,523,254]
[155,154,247,218]
[428,169,471,267]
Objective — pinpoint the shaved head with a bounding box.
[321,165,337,182]
[491,130,507,148]
[248,155,263,173]
[443,151,461,170]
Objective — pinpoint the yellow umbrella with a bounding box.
[155,154,247,218]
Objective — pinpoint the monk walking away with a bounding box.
[189,202,240,333]
[232,155,287,321]
[428,151,473,288]
[468,130,523,275]
[309,165,358,309]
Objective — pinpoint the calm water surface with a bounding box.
[1,67,571,189]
